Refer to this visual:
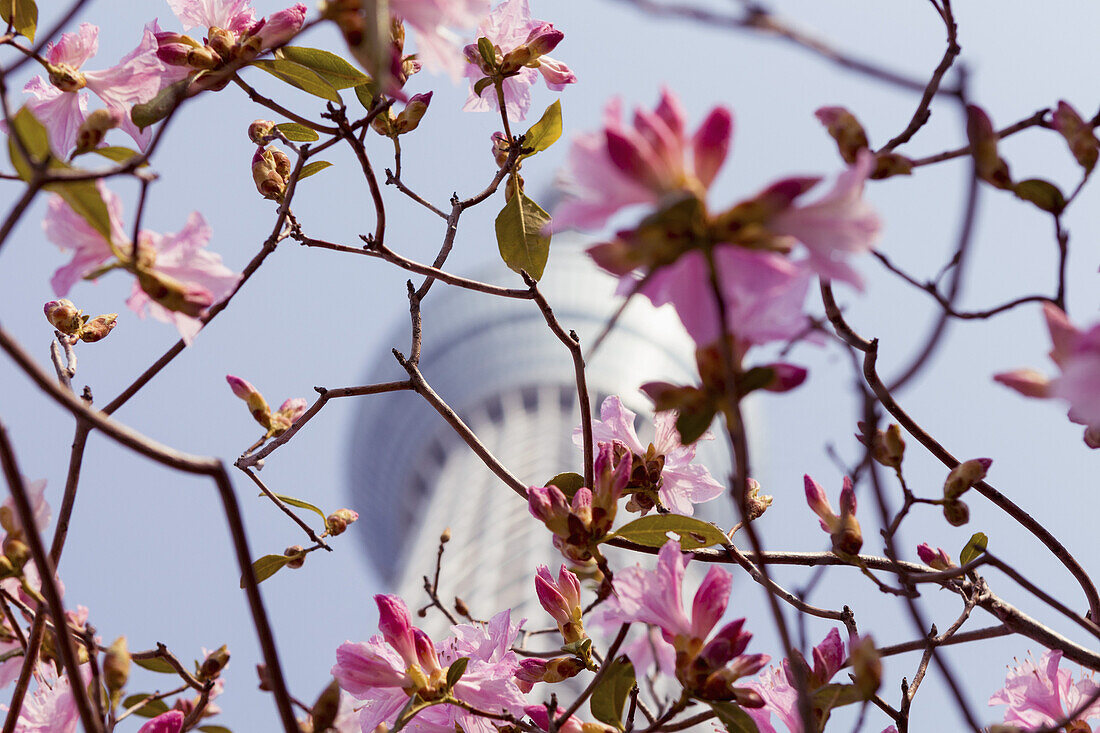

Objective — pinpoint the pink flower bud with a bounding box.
[394,92,432,134]
[412,628,442,675]
[44,299,82,335]
[326,508,359,536]
[137,710,185,733]
[528,484,571,535]
[375,594,417,666]
[815,106,869,164]
[993,369,1051,398]
[523,23,564,57]
[916,543,953,570]
[248,120,276,144]
[692,107,733,189]
[943,458,992,500]
[79,313,118,343]
[761,362,808,392]
[838,476,857,515]
[226,375,257,401]
[276,397,307,423]
[255,3,307,50]
[803,474,835,530]
[535,55,577,91]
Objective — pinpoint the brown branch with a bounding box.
[231,75,339,135]
[238,466,332,550]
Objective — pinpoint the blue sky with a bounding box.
[0,0,1098,730]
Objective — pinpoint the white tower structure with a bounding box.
[349,241,734,634]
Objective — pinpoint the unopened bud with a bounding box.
[439,528,451,544]
[44,299,83,335]
[815,106,869,164]
[871,152,914,180]
[284,545,306,569]
[80,313,117,343]
[849,635,881,699]
[857,422,905,469]
[943,499,970,527]
[523,24,564,58]
[491,132,510,168]
[311,679,341,732]
[831,513,862,557]
[256,663,272,691]
[154,32,200,66]
[104,636,131,693]
[206,27,234,59]
[943,458,992,500]
[2,538,29,571]
[200,645,230,679]
[74,108,125,155]
[248,120,276,144]
[135,268,213,318]
[252,146,288,201]
[394,92,432,134]
[326,508,359,536]
[761,362,808,393]
[967,105,1012,189]
[916,543,953,571]
[454,597,470,618]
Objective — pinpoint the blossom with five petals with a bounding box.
[573,396,723,515]
[989,650,1100,730]
[995,303,1100,448]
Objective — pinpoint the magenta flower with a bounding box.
[17,23,167,155]
[137,710,185,733]
[534,565,583,641]
[462,0,575,121]
[916,543,953,570]
[393,0,489,80]
[333,596,527,733]
[989,650,1100,729]
[995,303,1100,448]
[573,396,723,515]
[636,245,813,349]
[804,475,862,556]
[554,90,732,231]
[767,149,882,288]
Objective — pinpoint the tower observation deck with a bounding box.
[349,240,734,634]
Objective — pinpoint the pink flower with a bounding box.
[637,246,813,349]
[462,0,575,121]
[916,543,953,570]
[137,710,185,733]
[253,4,308,49]
[525,706,615,733]
[43,187,238,344]
[4,665,90,733]
[995,303,1100,448]
[534,564,583,634]
[747,629,846,733]
[18,23,169,155]
[554,90,733,231]
[391,0,488,79]
[989,650,1100,729]
[334,597,527,733]
[573,396,724,515]
[804,475,862,556]
[767,149,882,288]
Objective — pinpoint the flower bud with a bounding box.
[248,120,276,144]
[44,299,83,335]
[206,27,235,59]
[528,485,571,536]
[454,597,469,618]
[80,313,118,343]
[591,444,629,536]
[743,478,772,521]
[994,369,1051,399]
[849,635,881,699]
[394,92,432,134]
[803,475,835,529]
[135,268,213,318]
[943,499,969,527]
[104,636,131,693]
[74,108,125,155]
[916,543,953,571]
[943,458,992,500]
[1052,101,1099,172]
[440,528,451,544]
[856,422,905,469]
[491,132,510,168]
[523,23,564,58]
[535,56,577,90]
[256,663,272,691]
[252,146,288,201]
[310,679,341,733]
[254,4,307,50]
[154,32,200,66]
[200,644,230,679]
[2,538,29,571]
[326,508,359,536]
[284,545,306,569]
[815,106,869,164]
[760,362,808,393]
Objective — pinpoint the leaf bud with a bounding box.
[966,105,1012,189]
[104,636,131,693]
[856,422,905,469]
[80,313,118,343]
[943,499,970,527]
[454,597,470,618]
[849,635,882,699]
[916,543,953,571]
[814,106,869,164]
[248,120,276,144]
[256,663,273,691]
[284,545,306,569]
[311,679,341,732]
[44,299,83,335]
[1052,101,1099,172]
[200,644,230,679]
[326,508,359,536]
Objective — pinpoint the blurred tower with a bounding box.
[349,240,734,634]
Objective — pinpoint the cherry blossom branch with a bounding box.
[235,381,413,469]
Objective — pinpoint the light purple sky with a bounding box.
[0,1,1098,730]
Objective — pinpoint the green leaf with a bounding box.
[121,695,170,718]
[495,189,551,280]
[251,59,341,103]
[132,656,176,674]
[738,366,776,396]
[710,702,760,733]
[546,472,585,499]
[610,514,728,551]
[477,37,496,67]
[241,554,292,588]
[276,46,371,89]
[7,105,50,180]
[675,404,717,445]
[521,100,562,158]
[1013,178,1066,214]
[445,657,469,689]
[298,160,333,180]
[275,122,319,142]
[0,0,37,42]
[473,77,494,99]
[86,146,143,164]
[269,493,327,523]
[49,179,115,243]
[354,83,376,111]
[811,682,864,712]
[131,76,192,130]
[589,656,634,730]
[959,531,988,566]
[393,693,440,732]
[198,726,233,733]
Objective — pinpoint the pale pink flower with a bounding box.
[462,0,575,121]
[0,479,49,688]
[747,629,846,733]
[334,597,527,733]
[20,23,168,154]
[44,188,238,344]
[167,0,258,34]
[137,710,185,733]
[989,650,1100,729]
[394,0,489,79]
[995,303,1100,448]
[4,665,90,733]
[573,396,723,515]
[526,705,615,733]
[636,246,813,349]
[554,90,733,231]
[767,149,881,288]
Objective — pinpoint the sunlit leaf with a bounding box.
[298,160,333,180]
[277,46,370,89]
[1013,178,1065,214]
[445,657,468,688]
[610,514,727,551]
[131,76,192,130]
[959,532,988,566]
[589,656,634,730]
[545,472,585,499]
[0,0,37,42]
[521,100,562,157]
[275,122,319,142]
[132,656,176,674]
[121,695,169,718]
[241,554,292,588]
[495,190,551,280]
[251,59,341,102]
